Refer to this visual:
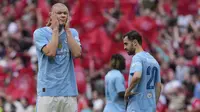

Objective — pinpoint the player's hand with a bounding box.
[51,12,59,30]
[64,18,70,32]
[124,89,138,101]
[124,90,131,101]
[64,18,72,37]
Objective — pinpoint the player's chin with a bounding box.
[59,21,65,25]
[59,23,65,26]
[127,51,134,55]
[127,51,131,55]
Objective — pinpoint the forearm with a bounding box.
[156,83,162,104]
[127,77,140,93]
[66,30,81,57]
[45,29,59,56]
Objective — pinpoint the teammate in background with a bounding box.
[103,54,126,112]
[33,3,81,112]
[123,30,162,112]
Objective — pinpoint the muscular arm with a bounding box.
[66,30,81,58]
[42,29,59,57]
[156,82,162,104]
[126,72,142,93]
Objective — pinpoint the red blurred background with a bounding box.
[0,0,200,112]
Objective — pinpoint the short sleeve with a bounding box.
[33,29,48,52]
[115,75,125,93]
[130,56,142,76]
[70,28,81,46]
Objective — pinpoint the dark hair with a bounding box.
[110,54,125,71]
[123,30,142,45]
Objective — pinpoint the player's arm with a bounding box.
[65,21,81,58]
[155,82,162,104]
[65,30,81,58]
[42,29,59,57]
[118,90,138,98]
[125,60,142,100]
[155,66,162,105]
[33,28,59,57]
[126,71,142,94]
[34,12,59,57]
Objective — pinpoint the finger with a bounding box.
[50,13,54,22]
[46,19,51,26]
[67,13,70,23]
[65,20,70,28]
[130,92,138,96]
[124,96,128,101]
[52,13,59,24]
[51,12,55,19]
[52,12,57,21]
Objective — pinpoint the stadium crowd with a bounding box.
[0,0,200,112]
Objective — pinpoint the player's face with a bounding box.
[123,36,135,55]
[52,6,69,25]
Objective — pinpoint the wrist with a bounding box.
[66,30,72,36]
[53,28,59,32]
[65,28,71,32]
[127,88,131,93]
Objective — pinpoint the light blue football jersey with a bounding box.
[127,51,161,112]
[104,69,126,112]
[33,27,81,96]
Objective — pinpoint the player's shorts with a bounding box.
[36,96,77,112]
[103,102,125,112]
[126,93,156,112]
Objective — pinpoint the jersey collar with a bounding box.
[46,27,65,36]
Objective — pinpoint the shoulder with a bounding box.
[70,28,78,35]
[33,28,41,35]
[33,28,42,41]
[33,27,48,36]
[70,28,78,32]
[132,54,142,62]
[148,53,160,65]
[112,70,123,79]
[106,70,120,78]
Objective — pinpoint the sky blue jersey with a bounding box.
[104,69,126,112]
[33,27,81,96]
[127,51,161,112]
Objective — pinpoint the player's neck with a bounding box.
[49,25,64,32]
[135,46,143,54]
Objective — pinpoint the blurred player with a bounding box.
[123,30,162,112]
[103,54,126,112]
[33,3,81,112]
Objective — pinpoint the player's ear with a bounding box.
[46,19,51,26]
[133,40,137,46]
